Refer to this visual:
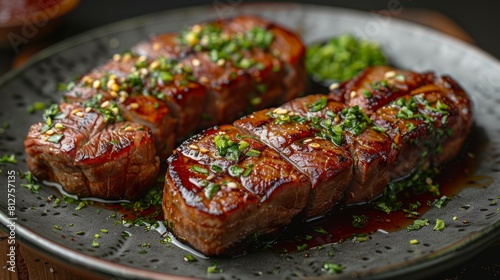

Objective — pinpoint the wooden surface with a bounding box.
[0,8,498,280]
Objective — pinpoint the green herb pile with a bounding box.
[306,34,387,82]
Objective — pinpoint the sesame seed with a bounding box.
[384,71,396,79]
[199,76,209,84]
[329,82,339,91]
[309,143,321,149]
[139,68,149,76]
[453,216,458,221]
[55,123,64,130]
[274,108,288,115]
[75,112,84,117]
[82,76,93,85]
[334,115,340,123]
[138,55,147,62]
[106,80,115,90]
[101,101,110,108]
[129,103,139,109]
[303,139,313,143]
[119,91,129,98]
[108,74,117,81]
[425,177,433,185]
[218,131,226,135]
[153,43,160,51]
[122,53,132,62]
[350,91,357,98]
[119,96,126,103]
[191,24,202,33]
[110,83,119,91]
[227,182,238,189]
[85,107,92,112]
[111,108,119,115]
[123,126,135,132]
[189,144,199,150]
[45,129,54,135]
[110,91,119,98]
[149,61,160,70]
[92,80,101,89]
[192,59,200,67]
[70,108,81,115]
[206,174,215,181]
[217,59,226,66]
[200,148,209,153]
[113,54,121,62]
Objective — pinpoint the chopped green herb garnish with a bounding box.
[47,134,64,144]
[406,219,429,232]
[53,225,62,230]
[323,262,343,274]
[190,165,209,175]
[296,244,308,252]
[228,165,245,177]
[433,219,446,231]
[207,263,223,273]
[245,149,261,157]
[183,254,197,262]
[352,215,369,228]
[243,164,254,177]
[91,240,100,247]
[314,227,328,234]
[308,96,327,112]
[306,34,387,82]
[211,165,223,173]
[204,183,220,199]
[0,154,17,164]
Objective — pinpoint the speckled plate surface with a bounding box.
[1,3,500,279]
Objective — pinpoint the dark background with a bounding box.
[1,0,499,279]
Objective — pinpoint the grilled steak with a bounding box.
[24,103,159,200]
[25,15,306,200]
[164,125,310,255]
[163,66,473,255]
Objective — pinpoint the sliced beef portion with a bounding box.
[180,52,254,128]
[164,125,310,255]
[164,66,473,256]
[133,15,305,121]
[330,66,432,115]
[234,104,354,218]
[24,103,159,200]
[280,95,396,205]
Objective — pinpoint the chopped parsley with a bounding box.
[0,154,16,164]
[306,34,387,82]
[352,215,369,228]
[204,183,220,199]
[323,262,343,274]
[406,219,429,232]
[433,219,446,231]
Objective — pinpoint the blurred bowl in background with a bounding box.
[0,0,79,50]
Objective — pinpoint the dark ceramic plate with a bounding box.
[1,3,500,280]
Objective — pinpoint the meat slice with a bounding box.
[180,52,254,128]
[330,66,432,114]
[234,104,354,218]
[164,125,310,255]
[64,53,206,150]
[24,103,159,200]
[280,95,396,205]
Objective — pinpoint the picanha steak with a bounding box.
[163,66,473,255]
[24,15,306,200]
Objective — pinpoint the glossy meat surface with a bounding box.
[164,66,473,255]
[24,103,159,200]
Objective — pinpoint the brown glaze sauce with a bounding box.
[269,124,488,253]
